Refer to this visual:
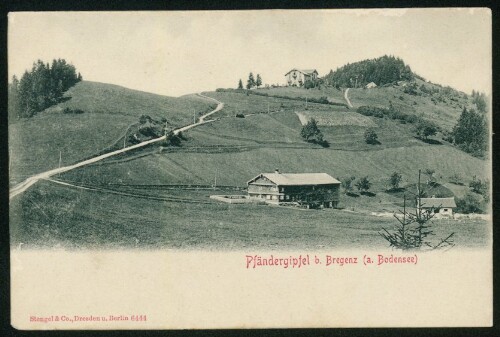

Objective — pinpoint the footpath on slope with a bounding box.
[9,95,225,200]
[344,88,353,108]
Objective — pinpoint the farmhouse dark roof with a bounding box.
[420,197,457,208]
[284,69,318,76]
[247,173,340,186]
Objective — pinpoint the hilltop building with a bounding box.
[285,69,319,87]
[247,170,340,208]
[418,197,457,218]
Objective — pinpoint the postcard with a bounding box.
[8,8,492,329]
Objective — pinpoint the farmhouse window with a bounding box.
[286,195,290,200]
[443,209,448,212]
[279,195,284,200]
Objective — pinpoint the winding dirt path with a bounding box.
[9,96,224,200]
[344,88,353,108]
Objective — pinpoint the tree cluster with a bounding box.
[323,55,414,88]
[9,59,82,119]
[244,72,262,89]
[451,107,488,157]
[341,176,372,195]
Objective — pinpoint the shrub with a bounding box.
[469,176,487,195]
[235,113,245,118]
[415,120,438,140]
[63,107,84,114]
[341,176,356,194]
[364,128,379,144]
[455,192,483,214]
[357,106,386,118]
[139,115,152,124]
[388,172,402,190]
[164,131,182,146]
[304,80,315,89]
[448,173,463,185]
[355,176,371,193]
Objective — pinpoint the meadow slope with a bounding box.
[9,81,215,184]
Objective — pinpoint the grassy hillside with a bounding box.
[60,143,487,189]
[57,88,487,196]
[347,78,471,131]
[9,81,215,184]
[11,83,490,250]
[251,81,471,132]
[10,180,489,250]
[201,90,333,118]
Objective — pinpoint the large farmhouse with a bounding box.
[247,170,340,208]
[419,197,457,218]
[285,69,319,87]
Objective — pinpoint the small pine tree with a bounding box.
[380,170,455,250]
[247,72,255,89]
[388,172,402,190]
[238,79,243,89]
[256,74,262,88]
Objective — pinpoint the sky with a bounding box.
[8,9,491,97]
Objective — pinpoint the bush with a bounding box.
[304,80,315,89]
[357,106,386,118]
[139,115,152,124]
[469,176,488,195]
[455,192,483,214]
[448,173,463,185]
[235,113,245,118]
[415,120,438,140]
[62,107,84,114]
[364,128,379,144]
[164,131,182,146]
[388,172,402,190]
[341,176,356,194]
[355,176,371,193]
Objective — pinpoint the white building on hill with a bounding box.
[285,69,318,87]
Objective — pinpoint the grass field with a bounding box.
[10,180,490,250]
[254,85,347,105]
[201,90,332,118]
[59,140,487,190]
[296,110,377,127]
[9,81,214,183]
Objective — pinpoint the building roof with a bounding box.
[247,173,340,186]
[285,69,318,76]
[420,197,457,208]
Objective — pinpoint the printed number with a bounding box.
[131,315,147,321]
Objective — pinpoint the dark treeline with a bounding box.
[323,55,414,88]
[9,59,82,120]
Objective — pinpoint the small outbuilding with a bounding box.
[419,197,457,218]
[247,170,340,208]
[365,82,377,89]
